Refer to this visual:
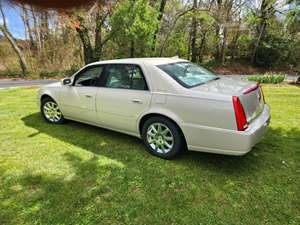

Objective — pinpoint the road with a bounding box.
[0,79,59,89]
[0,75,298,89]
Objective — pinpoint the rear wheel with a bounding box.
[41,97,65,124]
[142,116,185,159]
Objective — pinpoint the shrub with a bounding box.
[247,73,285,84]
[39,68,79,79]
[0,70,26,78]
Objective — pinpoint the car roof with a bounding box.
[87,57,188,66]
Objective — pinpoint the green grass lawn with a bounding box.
[0,86,299,225]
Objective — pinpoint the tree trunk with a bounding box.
[251,0,274,64]
[251,21,266,64]
[198,31,207,62]
[21,5,35,50]
[0,27,28,75]
[214,0,223,61]
[76,28,95,64]
[31,7,42,55]
[190,0,198,63]
[152,0,167,54]
[230,31,240,60]
[220,25,227,64]
[130,39,134,58]
[40,11,49,50]
[0,5,28,75]
[94,4,103,60]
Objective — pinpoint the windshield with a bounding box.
[157,62,218,88]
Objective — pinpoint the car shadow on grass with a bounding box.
[21,112,272,173]
[0,113,297,224]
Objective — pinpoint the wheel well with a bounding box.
[41,94,54,103]
[139,113,187,145]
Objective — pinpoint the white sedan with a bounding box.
[38,58,270,159]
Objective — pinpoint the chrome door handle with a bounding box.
[132,99,142,104]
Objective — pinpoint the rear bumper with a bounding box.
[241,104,270,153]
[185,104,271,155]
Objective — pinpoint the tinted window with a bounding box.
[157,62,217,88]
[74,66,103,87]
[105,64,147,90]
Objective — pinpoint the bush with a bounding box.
[0,70,26,78]
[39,68,79,79]
[247,73,285,84]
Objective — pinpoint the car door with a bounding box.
[60,65,104,123]
[96,64,151,134]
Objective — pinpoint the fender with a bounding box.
[136,106,185,136]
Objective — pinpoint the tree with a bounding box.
[110,0,158,58]
[67,0,116,64]
[250,0,276,64]
[190,0,198,62]
[0,1,28,75]
[152,0,167,54]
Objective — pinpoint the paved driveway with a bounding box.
[0,75,298,89]
[0,79,59,89]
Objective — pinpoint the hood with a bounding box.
[191,77,256,96]
[44,81,62,88]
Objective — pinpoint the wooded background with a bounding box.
[0,0,299,76]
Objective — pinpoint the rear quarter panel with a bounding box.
[146,92,238,151]
[165,94,236,130]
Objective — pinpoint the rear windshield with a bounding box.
[157,62,218,88]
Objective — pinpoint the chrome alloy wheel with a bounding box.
[43,101,62,123]
[146,123,174,154]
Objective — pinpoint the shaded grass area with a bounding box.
[0,86,299,225]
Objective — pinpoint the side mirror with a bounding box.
[62,78,72,86]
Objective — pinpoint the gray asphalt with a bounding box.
[0,75,298,89]
[0,79,59,89]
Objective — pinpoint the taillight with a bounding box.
[232,96,248,131]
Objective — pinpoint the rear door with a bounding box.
[60,65,104,122]
[96,64,151,134]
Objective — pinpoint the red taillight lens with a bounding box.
[232,96,248,131]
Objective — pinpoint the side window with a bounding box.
[131,66,147,90]
[105,64,148,90]
[74,66,103,87]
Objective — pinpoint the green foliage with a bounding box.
[255,35,291,67]
[247,73,285,84]
[39,67,80,78]
[1,0,299,75]
[0,70,25,78]
[110,0,158,57]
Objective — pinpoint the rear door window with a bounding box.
[104,64,148,90]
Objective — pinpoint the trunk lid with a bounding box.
[239,83,265,123]
[191,77,265,123]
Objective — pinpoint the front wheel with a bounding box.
[41,97,65,124]
[142,116,185,159]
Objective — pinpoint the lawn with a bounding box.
[0,85,299,225]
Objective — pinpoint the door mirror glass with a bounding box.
[62,78,72,86]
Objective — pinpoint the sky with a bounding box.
[1,1,25,39]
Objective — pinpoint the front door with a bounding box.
[60,65,104,123]
[96,64,151,134]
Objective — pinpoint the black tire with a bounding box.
[41,97,65,124]
[142,116,185,159]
